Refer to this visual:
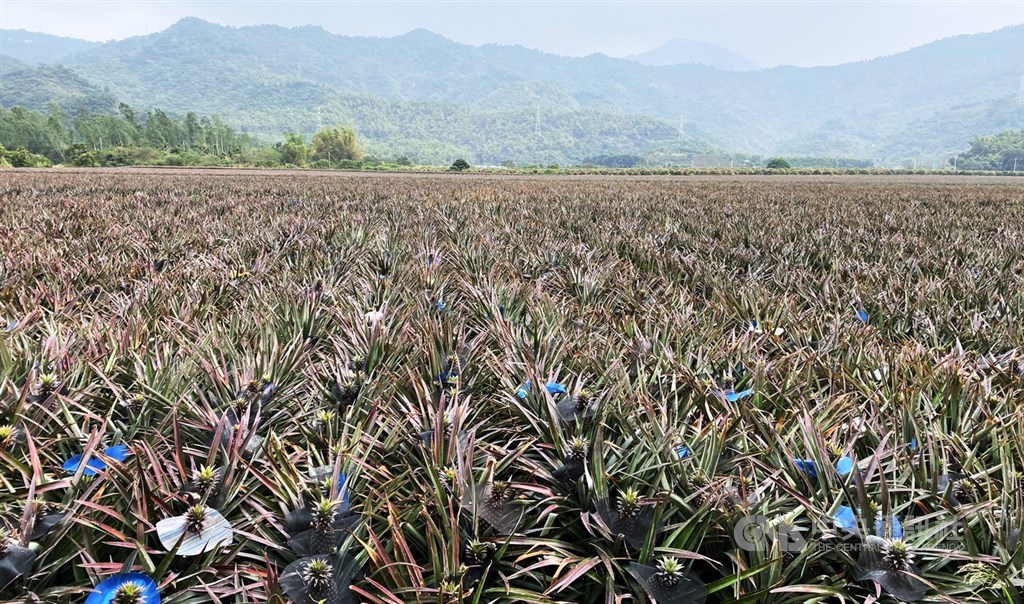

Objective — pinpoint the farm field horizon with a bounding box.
[1,169,1023,603]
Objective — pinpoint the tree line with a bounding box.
[0,104,362,168]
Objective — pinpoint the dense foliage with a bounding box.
[0,143,51,168]
[955,129,1024,171]
[0,105,379,170]
[0,104,254,165]
[1,170,1023,603]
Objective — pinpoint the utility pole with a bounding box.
[534,106,540,136]
[678,115,685,140]
[316,106,322,132]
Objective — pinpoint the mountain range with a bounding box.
[1,18,1022,165]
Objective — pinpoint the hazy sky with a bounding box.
[2,1,1022,67]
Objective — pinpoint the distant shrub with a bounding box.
[766,157,792,169]
[6,148,52,167]
[449,158,471,172]
[72,151,102,167]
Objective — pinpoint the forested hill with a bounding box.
[1,19,1022,164]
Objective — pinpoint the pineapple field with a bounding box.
[1,168,1024,603]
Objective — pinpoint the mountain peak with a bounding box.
[626,38,759,71]
[166,17,221,32]
[400,28,448,41]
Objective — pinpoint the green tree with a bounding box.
[144,109,182,149]
[44,103,70,162]
[449,158,470,172]
[72,150,101,167]
[310,126,363,163]
[766,157,791,169]
[280,132,308,166]
[183,112,204,151]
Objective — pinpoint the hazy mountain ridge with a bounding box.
[2,18,1022,163]
[624,38,760,70]
[0,28,100,63]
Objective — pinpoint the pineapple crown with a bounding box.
[196,465,218,492]
[654,556,685,588]
[882,538,914,572]
[303,558,334,589]
[464,539,495,565]
[567,436,589,461]
[321,475,342,496]
[317,410,336,425]
[121,394,145,410]
[439,579,460,598]
[487,481,512,508]
[38,373,58,394]
[184,505,207,535]
[953,477,980,503]
[112,581,147,604]
[231,396,249,415]
[733,473,752,492]
[313,497,339,526]
[439,467,457,491]
[112,581,148,604]
[0,425,15,449]
[573,390,592,411]
[617,487,641,519]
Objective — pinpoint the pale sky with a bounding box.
[1,0,1022,67]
